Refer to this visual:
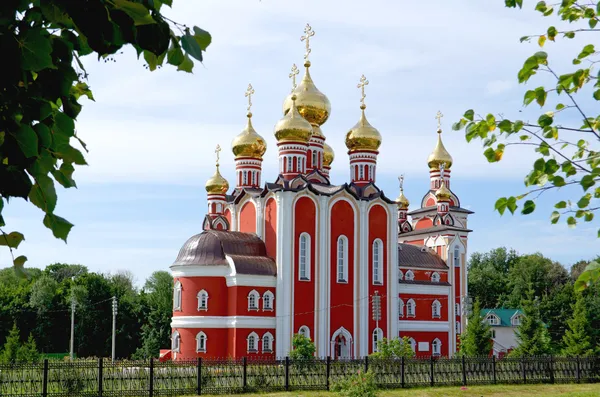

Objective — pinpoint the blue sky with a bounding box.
[2,0,598,284]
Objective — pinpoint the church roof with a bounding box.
[481,308,523,327]
[172,230,276,276]
[397,244,448,269]
[408,205,474,216]
[398,224,472,238]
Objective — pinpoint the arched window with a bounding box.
[312,151,317,168]
[487,314,500,325]
[405,270,415,281]
[407,299,416,317]
[262,291,274,311]
[372,328,383,353]
[298,326,310,340]
[171,331,180,352]
[197,290,209,311]
[431,272,440,283]
[432,338,442,356]
[432,300,441,318]
[297,157,302,172]
[398,269,404,282]
[247,332,259,353]
[455,321,461,334]
[299,233,311,281]
[262,332,274,353]
[454,246,460,267]
[398,298,404,318]
[196,331,207,353]
[242,171,248,185]
[173,281,182,311]
[287,157,292,173]
[359,165,364,180]
[409,338,416,352]
[512,314,522,326]
[372,239,383,285]
[337,235,348,283]
[248,290,259,311]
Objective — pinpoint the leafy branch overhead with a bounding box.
[0,0,210,269]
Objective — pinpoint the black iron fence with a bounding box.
[0,356,599,396]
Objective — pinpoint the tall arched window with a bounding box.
[197,290,209,311]
[262,291,274,311]
[432,300,442,318]
[312,151,317,168]
[287,157,292,173]
[297,157,302,172]
[262,332,274,353]
[337,235,348,283]
[171,330,180,352]
[454,246,460,267]
[173,281,182,311]
[196,331,207,353]
[431,272,440,283]
[298,326,310,340]
[407,299,416,317]
[432,338,442,356]
[372,328,383,353]
[248,290,259,311]
[247,332,259,353]
[372,239,383,285]
[405,270,415,281]
[299,233,311,281]
[359,165,364,180]
[398,298,404,318]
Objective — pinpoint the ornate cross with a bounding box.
[301,23,315,60]
[357,74,369,107]
[435,110,444,130]
[439,162,446,180]
[245,84,255,113]
[398,174,405,191]
[289,64,299,92]
[215,144,221,166]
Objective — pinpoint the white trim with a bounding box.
[404,270,415,281]
[171,330,180,352]
[262,290,275,311]
[432,338,442,356]
[406,299,416,317]
[247,331,259,353]
[173,281,182,311]
[372,238,383,285]
[197,289,209,311]
[432,300,442,318]
[247,289,260,311]
[262,331,274,353]
[298,325,310,340]
[318,195,328,357]
[171,316,276,329]
[372,328,383,353]
[171,265,229,278]
[299,232,311,281]
[398,320,450,332]
[398,283,451,295]
[359,200,369,358]
[336,235,349,282]
[225,275,276,287]
[196,331,207,353]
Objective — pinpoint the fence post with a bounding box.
[326,356,331,391]
[461,355,467,386]
[492,355,497,385]
[364,355,369,373]
[549,355,555,384]
[576,356,581,383]
[430,355,435,387]
[196,357,202,395]
[98,358,103,397]
[285,356,290,391]
[42,359,49,397]
[521,357,526,384]
[242,357,247,391]
[401,356,405,389]
[149,358,154,397]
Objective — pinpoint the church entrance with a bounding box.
[330,327,353,359]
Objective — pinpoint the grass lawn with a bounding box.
[202,383,600,396]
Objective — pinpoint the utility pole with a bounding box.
[112,296,117,362]
[69,295,75,361]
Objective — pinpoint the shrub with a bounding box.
[331,369,378,397]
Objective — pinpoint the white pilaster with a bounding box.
[389,203,399,339]
[318,195,329,357]
[254,197,264,239]
[228,204,238,232]
[358,201,369,357]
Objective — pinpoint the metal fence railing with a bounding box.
[0,356,599,396]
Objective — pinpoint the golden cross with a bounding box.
[300,23,315,60]
[357,74,369,107]
[398,174,404,191]
[215,145,221,166]
[436,110,444,130]
[289,64,299,92]
[245,84,255,113]
[439,162,446,180]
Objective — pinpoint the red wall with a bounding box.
[239,202,256,233]
[264,198,277,259]
[398,331,449,357]
[227,286,276,317]
[368,205,388,352]
[294,197,317,335]
[224,209,231,228]
[399,294,448,322]
[399,268,448,283]
[330,200,355,343]
[173,277,228,316]
[415,217,433,229]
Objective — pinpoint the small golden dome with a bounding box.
[345,105,382,152]
[435,180,452,202]
[396,190,410,209]
[274,95,313,143]
[205,165,229,195]
[283,62,331,126]
[323,142,335,167]
[231,113,267,159]
[311,125,325,139]
[427,129,453,170]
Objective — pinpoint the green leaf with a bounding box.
[577,194,591,208]
[495,197,508,215]
[567,216,577,228]
[585,212,594,222]
[497,120,512,132]
[555,201,567,209]
[547,26,557,41]
[181,32,203,62]
[52,162,77,188]
[29,175,57,213]
[20,28,54,71]
[521,200,536,215]
[552,176,566,187]
[538,113,553,127]
[534,158,545,171]
[581,175,596,191]
[565,31,575,39]
[578,44,595,60]
[112,0,156,26]
[535,87,547,106]
[167,45,184,66]
[464,109,474,121]
[53,112,75,137]
[12,124,39,158]
[594,90,600,101]
[0,231,25,249]
[43,214,74,242]
[514,120,524,132]
[507,196,518,214]
[538,35,546,47]
[524,90,536,105]
[144,50,158,71]
[193,26,211,51]
[34,123,52,148]
[177,54,194,73]
[70,82,94,101]
[483,148,496,163]
[550,211,560,224]
[13,255,27,271]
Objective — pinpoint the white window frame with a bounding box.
[432,300,441,319]
[242,171,248,185]
[431,272,440,283]
[262,290,274,311]
[171,331,180,353]
[512,315,522,326]
[409,338,417,352]
[398,269,404,282]
[299,233,311,281]
[312,151,317,168]
[407,299,416,317]
[173,281,182,311]
[398,298,404,318]
[454,246,460,267]
[337,235,348,283]
[455,321,461,334]
[248,290,260,311]
[372,328,383,353]
[247,332,259,353]
[432,338,442,356]
[196,331,207,353]
[197,290,209,311]
[487,314,500,326]
[372,239,383,285]
[359,164,364,180]
[262,332,274,353]
[287,156,292,172]
[298,326,310,340]
[405,270,415,281]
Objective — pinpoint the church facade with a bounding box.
[170,25,472,360]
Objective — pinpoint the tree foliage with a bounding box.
[0,0,211,271]
[290,334,316,361]
[453,0,600,243]
[562,293,595,356]
[0,323,22,364]
[510,289,552,357]
[459,300,493,357]
[370,336,415,359]
[468,248,518,308]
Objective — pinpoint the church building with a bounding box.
[169,25,472,360]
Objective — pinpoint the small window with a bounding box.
[455,321,461,334]
[432,300,441,319]
[196,331,207,353]
[248,290,260,311]
[405,270,415,281]
[432,338,441,356]
[337,236,348,283]
[398,269,404,282]
[372,328,383,353]
[487,315,499,326]
[407,299,416,317]
[197,290,209,311]
[262,291,274,311]
[173,281,182,311]
[409,338,416,352]
[297,157,302,172]
[454,247,460,267]
[431,272,440,283]
[262,332,274,353]
[247,332,259,353]
[298,326,310,340]
[242,171,248,185]
[372,239,383,285]
[455,303,460,316]
[398,299,404,318]
[359,165,364,180]
[299,233,311,281]
[287,157,292,173]
[512,315,522,326]
[171,331,180,352]
[491,329,496,338]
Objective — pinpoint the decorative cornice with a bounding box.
[171,316,276,329]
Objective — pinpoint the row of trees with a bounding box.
[0,264,172,359]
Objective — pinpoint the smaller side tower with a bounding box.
[203,145,230,231]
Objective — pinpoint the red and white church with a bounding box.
[169,25,472,360]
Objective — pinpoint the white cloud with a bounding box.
[486,80,514,96]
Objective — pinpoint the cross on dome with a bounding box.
[301,23,315,61]
[357,74,369,108]
[245,84,255,114]
[215,144,221,166]
[398,174,405,191]
[435,110,443,132]
[289,64,299,92]
[439,162,446,180]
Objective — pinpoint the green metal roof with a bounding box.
[481,308,523,327]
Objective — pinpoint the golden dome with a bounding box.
[205,165,229,195]
[323,142,335,167]
[311,125,325,139]
[427,129,453,170]
[345,105,382,152]
[435,180,452,202]
[283,61,331,126]
[274,95,313,143]
[396,190,410,209]
[231,113,267,159]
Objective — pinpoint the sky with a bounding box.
[2,0,599,285]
